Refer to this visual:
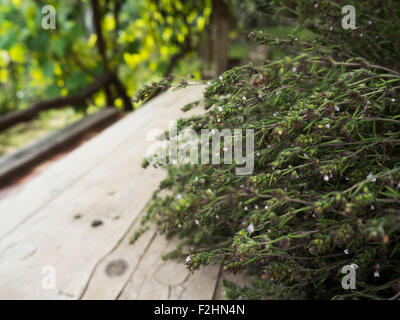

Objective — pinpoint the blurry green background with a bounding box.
[0,0,313,156]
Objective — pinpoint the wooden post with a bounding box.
[90,0,133,111]
[203,0,231,78]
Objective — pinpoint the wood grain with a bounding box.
[0,85,219,300]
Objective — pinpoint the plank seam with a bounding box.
[79,201,155,300]
[212,264,224,300]
[115,230,158,300]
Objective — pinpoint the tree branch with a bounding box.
[91,0,108,68]
[0,71,115,132]
[112,76,133,111]
[90,0,132,111]
[164,37,192,77]
[90,0,113,106]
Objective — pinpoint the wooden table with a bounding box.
[0,84,248,300]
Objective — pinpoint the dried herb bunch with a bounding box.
[141,0,400,299]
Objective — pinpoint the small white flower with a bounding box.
[255,205,259,210]
[324,175,330,181]
[344,249,349,255]
[207,81,212,86]
[211,129,216,135]
[256,152,260,156]
[264,205,269,210]
[368,21,372,25]
[267,144,271,148]
[350,263,358,270]
[329,26,333,31]
[367,172,376,182]
[176,194,182,199]
[374,270,380,278]
[325,124,330,129]
[391,98,396,102]
[360,33,363,37]
[219,76,223,80]
[247,223,255,234]
[275,91,280,96]
[242,96,247,101]
[258,94,262,99]
[216,215,219,219]
[345,177,350,181]
[186,256,191,263]
[218,106,223,112]
[194,176,199,181]
[292,67,297,73]
[217,118,221,123]
[195,219,199,225]
[397,182,400,189]
[370,205,375,210]
[335,105,340,112]
[244,206,248,211]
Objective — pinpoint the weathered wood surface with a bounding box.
[0,84,235,300]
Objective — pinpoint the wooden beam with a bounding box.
[0,71,115,132]
[0,108,120,184]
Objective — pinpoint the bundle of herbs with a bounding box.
[138,0,400,299]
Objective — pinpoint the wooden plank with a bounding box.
[0,85,205,299]
[80,219,158,300]
[0,108,119,183]
[117,233,176,300]
[0,85,205,242]
[118,234,221,300]
[83,189,220,299]
[169,264,221,300]
[0,137,164,299]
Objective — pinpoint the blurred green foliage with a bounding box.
[0,0,212,115]
[0,0,213,154]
